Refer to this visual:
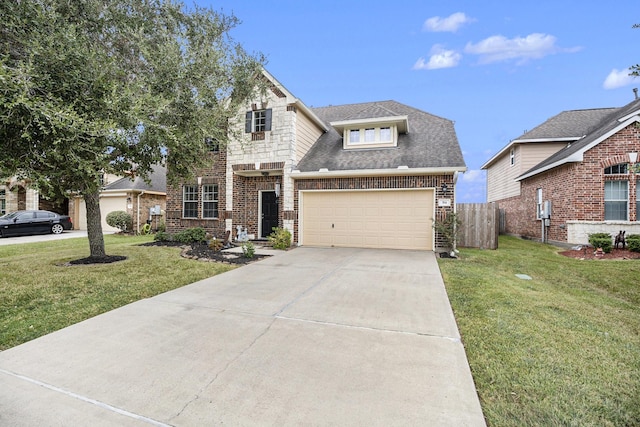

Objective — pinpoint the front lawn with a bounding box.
[439,236,640,427]
[0,234,235,350]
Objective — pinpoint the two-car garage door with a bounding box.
[301,189,434,250]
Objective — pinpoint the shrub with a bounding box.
[242,241,255,258]
[268,227,291,250]
[588,233,612,253]
[208,238,223,251]
[154,231,173,242]
[432,212,461,253]
[106,211,132,232]
[174,227,207,244]
[626,234,640,252]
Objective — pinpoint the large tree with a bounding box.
[0,0,264,258]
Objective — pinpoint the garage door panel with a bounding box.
[302,189,434,251]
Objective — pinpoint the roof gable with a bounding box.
[296,100,465,173]
[103,165,167,193]
[516,98,640,181]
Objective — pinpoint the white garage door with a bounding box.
[77,196,125,232]
[301,189,434,250]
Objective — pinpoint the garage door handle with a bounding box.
[332,224,334,228]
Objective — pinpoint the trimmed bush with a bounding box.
[106,211,132,232]
[268,227,292,250]
[242,241,255,258]
[154,231,173,242]
[588,233,612,253]
[626,234,640,252]
[174,227,207,244]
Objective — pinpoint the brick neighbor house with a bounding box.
[482,96,640,245]
[166,70,466,251]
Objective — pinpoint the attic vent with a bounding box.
[287,105,297,113]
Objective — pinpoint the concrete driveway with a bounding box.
[0,230,90,246]
[0,247,485,426]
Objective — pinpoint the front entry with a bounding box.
[260,191,278,238]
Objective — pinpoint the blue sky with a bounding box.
[197,1,639,202]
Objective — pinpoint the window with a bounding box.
[364,128,376,142]
[0,189,5,215]
[183,185,198,218]
[345,125,397,147]
[637,180,640,220]
[510,148,515,166]
[604,181,628,220]
[379,127,392,142]
[245,109,272,133]
[605,164,628,174]
[202,184,219,219]
[205,137,220,152]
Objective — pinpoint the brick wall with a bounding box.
[501,123,640,243]
[166,150,228,239]
[233,174,282,237]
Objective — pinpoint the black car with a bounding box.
[0,210,73,237]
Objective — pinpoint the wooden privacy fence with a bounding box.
[456,202,499,249]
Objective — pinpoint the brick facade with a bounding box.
[166,150,228,238]
[502,123,640,244]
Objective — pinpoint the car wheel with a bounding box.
[51,224,64,234]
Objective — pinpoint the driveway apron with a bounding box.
[0,247,485,426]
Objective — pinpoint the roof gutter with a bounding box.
[291,166,467,179]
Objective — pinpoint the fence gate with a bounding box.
[456,202,499,249]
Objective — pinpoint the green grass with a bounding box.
[438,236,640,427]
[0,234,235,350]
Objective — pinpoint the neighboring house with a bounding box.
[0,177,68,215]
[69,165,166,233]
[166,70,466,251]
[482,96,640,245]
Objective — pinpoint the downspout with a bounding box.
[453,171,460,255]
[136,191,145,234]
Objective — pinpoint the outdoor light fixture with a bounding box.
[441,182,448,193]
[275,181,281,199]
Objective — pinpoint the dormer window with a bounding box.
[331,115,407,150]
[345,126,397,148]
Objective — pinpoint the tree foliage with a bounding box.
[0,0,264,257]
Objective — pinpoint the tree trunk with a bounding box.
[84,189,106,258]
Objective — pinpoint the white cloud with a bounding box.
[464,33,578,65]
[413,45,462,70]
[460,169,485,183]
[603,68,636,89]
[423,12,474,33]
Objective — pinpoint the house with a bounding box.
[482,95,640,245]
[166,70,466,251]
[0,177,68,216]
[69,165,166,233]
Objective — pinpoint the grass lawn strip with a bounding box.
[438,236,640,427]
[0,234,235,350]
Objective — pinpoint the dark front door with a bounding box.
[261,191,278,238]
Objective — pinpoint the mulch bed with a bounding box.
[66,255,128,265]
[141,241,269,265]
[558,246,640,260]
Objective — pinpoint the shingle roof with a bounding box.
[518,98,640,180]
[297,100,465,172]
[103,164,167,193]
[514,108,617,141]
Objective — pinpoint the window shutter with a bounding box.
[265,109,272,131]
[245,111,252,133]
